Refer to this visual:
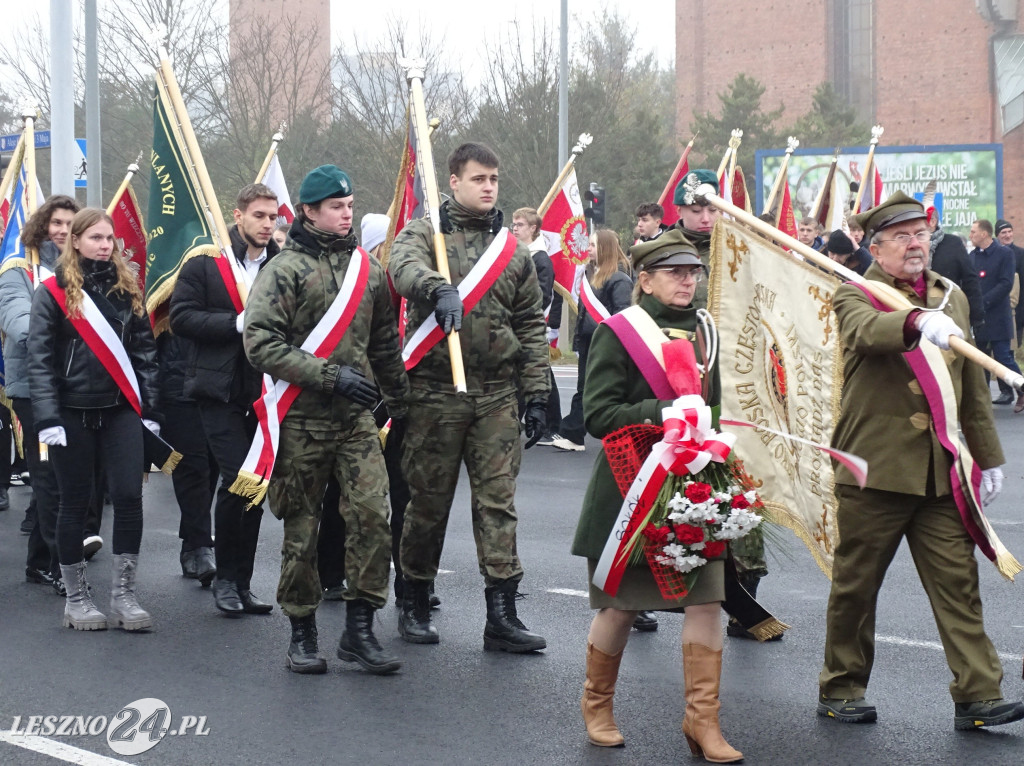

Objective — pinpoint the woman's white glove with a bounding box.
[981,467,1004,506]
[916,312,963,350]
[39,426,67,446]
[142,419,161,436]
[235,311,245,333]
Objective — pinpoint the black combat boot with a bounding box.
[398,578,439,644]
[337,599,402,675]
[484,579,546,653]
[286,614,327,674]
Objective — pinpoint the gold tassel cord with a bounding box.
[995,549,1022,582]
[378,424,391,450]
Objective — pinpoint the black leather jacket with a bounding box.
[27,259,160,431]
[169,225,278,405]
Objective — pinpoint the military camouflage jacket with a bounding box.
[243,217,409,427]
[388,199,549,402]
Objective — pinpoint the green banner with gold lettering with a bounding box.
[145,84,219,332]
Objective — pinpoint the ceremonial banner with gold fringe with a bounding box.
[708,218,843,577]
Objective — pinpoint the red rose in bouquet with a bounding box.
[730,494,751,510]
[675,524,705,546]
[684,482,713,504]
[703,540,726,558]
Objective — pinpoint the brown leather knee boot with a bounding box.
[682,642,743,763]
[581,641,625,747]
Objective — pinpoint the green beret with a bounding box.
[673,169,719,206]
[299,165,353,205]
[852,191,926,241]
[630,229,703,272]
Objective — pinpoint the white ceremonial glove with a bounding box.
[981,467,1004,506]
[235,310,245,333]
[142,419,161,437]
[546,327,559,343]
[916,311,963,350]
[39,426,67,447]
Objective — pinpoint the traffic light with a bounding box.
[584,183,606,226]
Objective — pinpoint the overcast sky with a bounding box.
[2,0,676,87]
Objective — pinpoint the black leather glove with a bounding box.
[523,400,547,449]
[432,283,463,336]
[333,365,379,409]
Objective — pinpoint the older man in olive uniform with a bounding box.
[244,165,409,676]
[817,192,1024,730]
[388,142,549,653]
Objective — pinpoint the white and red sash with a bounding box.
[42,276,143,415]
[850,282,1021,579]
[580,276,611,324]
[213,253,245,313]
[401,229,518,371]
[593,305,867,594]
[229,248,371,506]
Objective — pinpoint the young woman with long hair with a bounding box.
[27,208,161,632]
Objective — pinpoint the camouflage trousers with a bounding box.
[400,388,524,586]
[730,524,768,579]
[269,414,392,617]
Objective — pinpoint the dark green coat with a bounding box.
[571,293,720,560]
[243,217,409,428]
[388,200,549,401]
[832,264,1004,494]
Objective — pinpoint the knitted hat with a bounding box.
[826,230,855,256]
[995,219,1012,235]
[360,213,390,252]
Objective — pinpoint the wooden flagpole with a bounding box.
[537,133,593,217]
[852,125,884,213]
[702,191,1024,391]
[401,57,467,394]
[762,136,798,216]
[154,44,247,303]
[106,152,145,217]
[0,131,26,208]
[254,126,285,184]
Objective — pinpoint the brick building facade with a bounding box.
[675,0,1024,220]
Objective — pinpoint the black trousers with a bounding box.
[559,335,591,444]
[197,399,263,589]
[50,406,143,565]
[0,405,12,490]
[14,398,60,575]
[161,401,215,551]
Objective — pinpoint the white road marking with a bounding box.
[876,634,1018,663]
[0,732,134,765]
[547,587,589,598]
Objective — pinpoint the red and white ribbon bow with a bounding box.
[660,394,736,475]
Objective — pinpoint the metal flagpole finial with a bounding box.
[272,132,284,143]
[728,129,743,149]
[786,136,799,153]
[398,57,426,81]
[870,125,884,142]
[571,133,593,156]
[21,103,39,121]
[148,25,169,61]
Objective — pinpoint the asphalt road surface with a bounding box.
[0,367,1022,765]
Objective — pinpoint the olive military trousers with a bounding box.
[269,414,392,618]
[400,388,524,586]
[819,485,1003,703]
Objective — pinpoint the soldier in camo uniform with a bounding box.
[244,165,409,675]
[388,143,549,653]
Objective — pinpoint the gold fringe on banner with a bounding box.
[160,450,182,476]
[749,617,792,642]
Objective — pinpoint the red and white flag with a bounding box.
[262,154,295,224]
[857,164,885,212]
[658,142,693,227]
[109,182,147,292]
[541,167,590,296]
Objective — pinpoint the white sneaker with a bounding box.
[537,433,559,447]
[83,535,103,560]
[551,436,585,452]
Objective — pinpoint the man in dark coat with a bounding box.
[968,218,1023,407]
[927,211,984,329]
[170,183,280,616]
